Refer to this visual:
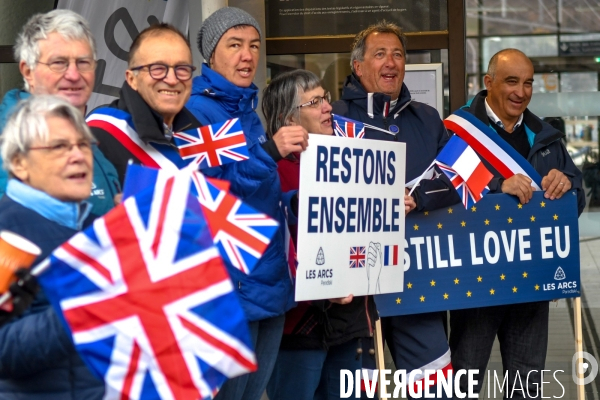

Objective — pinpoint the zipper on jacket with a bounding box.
[365,296,373,336]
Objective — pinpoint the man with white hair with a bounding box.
[0,9,120,216]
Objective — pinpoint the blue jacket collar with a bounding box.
[6,179,92,230]
[192,64,259,115]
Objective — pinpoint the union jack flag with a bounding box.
[191,171,279,274]
[38,171,256,400]
[173,118,249,170]
[333,114,365,139]
[349,246,366,268]
[122,164,280,275]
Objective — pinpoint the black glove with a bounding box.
[0,268,39,326]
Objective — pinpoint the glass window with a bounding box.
[265,0,448,37]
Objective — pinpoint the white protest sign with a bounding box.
[295,134,406,301]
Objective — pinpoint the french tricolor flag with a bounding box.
[435,135,494,209]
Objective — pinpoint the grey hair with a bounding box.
[1,95,94,176]
[262,69,322,138]
[487,48,529,79]
[350,20,407,74]
[14,9,96,90]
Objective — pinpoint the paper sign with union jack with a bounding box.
[38,171,256,400]
[173,118,249,170]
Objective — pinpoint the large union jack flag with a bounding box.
[349,246,366,268]
[173,118,249,170]
[38,171,256,400]
[190,171,279,274]
[333,114,366,139]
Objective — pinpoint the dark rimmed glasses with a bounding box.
[37,58,96,73]
[297,91,331,109]
[130,63,196,81]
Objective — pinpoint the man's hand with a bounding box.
[404,189,416,215]
[501,174,534,204]
[541,169,571,200]
[272,126,309,158]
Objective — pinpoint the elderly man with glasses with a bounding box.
[0,9,120,216]
[88,23,199,184]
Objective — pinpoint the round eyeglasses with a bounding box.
[297,91,332,109]
[129,63,196,81]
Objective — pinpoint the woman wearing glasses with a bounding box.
[263,69,376,400]
[0,95,104,399]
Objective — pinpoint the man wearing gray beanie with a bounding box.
[186,7,309,400]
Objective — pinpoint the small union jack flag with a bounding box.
[191,171,279,274]
[173,118,249,170]
[333,114,366,139]
[122,164,280,275]
[349,246,366,268]
[38,171,256,400]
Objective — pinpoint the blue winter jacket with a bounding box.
[462,90,585,215]
[0,180,103,399]
[332,74,461,211]
[0,89,121,215]
[186,64,295,322]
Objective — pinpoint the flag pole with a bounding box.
[407,160,436,196]
[374,318,388,398]
[574,297,585,400]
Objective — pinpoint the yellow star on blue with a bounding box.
[413,224,419,231]
[553,214,558,220]
[443,293,449,300]
[471,206,477,212]
[484,219,490,225]
[448,208,453,214]
[518,203,523,209]
[540,201,546,207]
[430,280,436,287]
[530,216,536,222]
[495,204,500,210]
[396,298,401,304]
[420,295,425,302]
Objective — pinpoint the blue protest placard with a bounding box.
[375,191,580,316]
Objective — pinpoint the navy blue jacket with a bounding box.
[0,196,103,399]
[463,91,585,215]
[332,74,460,211]
[186,64,295,322]
[0,89,120,215]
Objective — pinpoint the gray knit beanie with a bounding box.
[198,7,262,62]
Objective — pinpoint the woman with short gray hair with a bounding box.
[0,95,103,399]
[263,70,373,400]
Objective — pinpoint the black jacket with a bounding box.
[463,91,585,215]
[89,82,200,185]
